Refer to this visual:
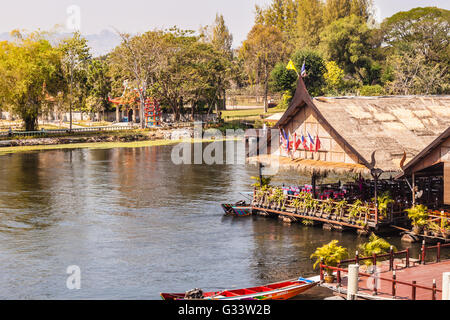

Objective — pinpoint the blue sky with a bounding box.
[0,0,449,47]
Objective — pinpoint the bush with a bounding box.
[359,84,385,96]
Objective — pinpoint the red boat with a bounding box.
[160,277,318,300]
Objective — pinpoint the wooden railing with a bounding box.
[337,242,450,271]
[0,125,136,138]
[319,264,441,300]
[252,190,380,227]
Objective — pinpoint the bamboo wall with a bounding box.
[278,104,362,165]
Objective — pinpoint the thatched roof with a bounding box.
[397,126,450,178]
[275,77,450,173]
[248,155,369,175]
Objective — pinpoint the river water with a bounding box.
[0,143,438,299]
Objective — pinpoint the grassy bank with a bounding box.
[0,138,240,156]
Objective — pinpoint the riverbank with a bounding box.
[0,133,241,155]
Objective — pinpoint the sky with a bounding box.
[0,0,449,47]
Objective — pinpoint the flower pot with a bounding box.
[324,275,335,284]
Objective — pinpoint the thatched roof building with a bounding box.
[254,77,450,175]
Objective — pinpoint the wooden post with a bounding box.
[319,259,324,282]
[392,271,396,297]
[372,253,377,267]
[372,172,379,226]
[432,279,437,300]
[412,173,416,206]
[412,281,417,300]
[437,242,441,263]
[406,248,410,268]
[389,246,394,271]
[337,263,341,286]
[311,172,317,199]
[421,240,426,265]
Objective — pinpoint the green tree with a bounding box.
[381,7,449,94]
[323,0,374,25]
[59,32,91,130]
[0,32,61,131]
[291,49,327,96]
[324,61,345,95]
[296,0,325,48]
[86,58,111,121]
[319,14,381,84]
[239,24,286,112]
[381,7,450,65]
[255,0,298,44]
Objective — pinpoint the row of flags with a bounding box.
[280,129,321,153]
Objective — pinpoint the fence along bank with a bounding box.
[245,77,450,234]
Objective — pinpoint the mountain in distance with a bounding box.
[0,29,122,57]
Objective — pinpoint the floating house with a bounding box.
[246,77,450,232]
[398,127,450,208]
[250,77,450,176]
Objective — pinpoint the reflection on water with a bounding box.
[0,144,444,299]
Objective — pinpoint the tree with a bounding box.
[201,13,234,58]
[86,58,111,121]
[0,32,61,131]
[292,49,327,96]
[255,0,298,44]
[59,32,91,130]
[323,0,374,25]
[323,61,345,95]
[239,24,286,112]
[200,14,234,111]
[296,0,325,48]
[381,7,450,65]
[319,14,381,84]
[109,30,165,127]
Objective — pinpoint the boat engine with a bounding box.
[184,288,204,299]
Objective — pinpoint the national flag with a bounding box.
[301,60,307,77]
[294,133,302,150]
[315,136,321,152]
[286,60,298,74]
[308,132,315,151]
[280,129,286,148]
[301,135,307,149]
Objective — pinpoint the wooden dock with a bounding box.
[319,243,450,300]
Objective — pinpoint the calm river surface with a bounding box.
[0,143,434,299]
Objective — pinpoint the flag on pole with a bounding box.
[301,134,307,149]
[308,132,315,151]
[301,60,307,77]
[315,136,321,152]
[294,132,301,150]
[286,60,298,74]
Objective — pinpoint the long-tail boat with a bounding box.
[221,201,252,217]
[160,277,318,300]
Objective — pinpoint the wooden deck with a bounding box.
[322,259,450,300]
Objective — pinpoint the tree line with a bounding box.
[0,3,448,130]
[248,1,449,110]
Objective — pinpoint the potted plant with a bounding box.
[311,240,348,283]
[323,198,334,218]
[349,200,363,224]
[334,200,347,221]
[405,205,429,235]
[357,233,396,272]
[291,198,303,214]
[375,192,394,218]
